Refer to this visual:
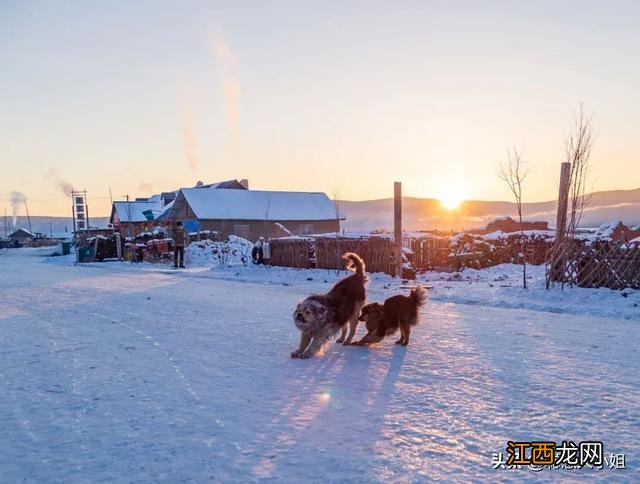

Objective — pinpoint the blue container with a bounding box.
[78,246,95,263]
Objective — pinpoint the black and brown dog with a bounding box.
[291,253,367,359]
[357,286,428,346]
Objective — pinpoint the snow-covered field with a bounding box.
[1,248,638,482]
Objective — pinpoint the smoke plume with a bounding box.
[59,181,74,196]
[44,168,74,196]
[211,29,240,145]
[9,191,26,228]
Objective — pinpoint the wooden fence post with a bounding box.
[556,162,571,240]
[115,232,122,261]
[548,161,572,287]
[394,181,402,278]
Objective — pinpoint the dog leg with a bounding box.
[342,317,359,345]
[335,326,347,344]
[291,332,312,358]
[356,331,380,345]
[299,335,328,359]
[398,325,410,346]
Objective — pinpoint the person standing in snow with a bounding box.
[252,237,270,265]
[172,221,187,268]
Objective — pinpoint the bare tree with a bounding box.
[547,102,594,288]
[332,188,343,235]
[332,188,342,218]
[499,147,529,289]
[565,102,594,239]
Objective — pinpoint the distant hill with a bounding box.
[339,188,640,232]
[4,188,639,235]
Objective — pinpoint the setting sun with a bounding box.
[436,182,467,210]
[440,194,463,210]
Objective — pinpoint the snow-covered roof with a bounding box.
[482,229,556,241]
[594,220,624,240]
[176,188,343,221]
[112,200,164,223]
[154,200,175,221]
[9,228,35,238]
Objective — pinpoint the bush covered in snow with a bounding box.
[185,235,253,267]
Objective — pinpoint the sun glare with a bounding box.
[433,177,468,210]
[440,194,463,210]
[435,179,467,210]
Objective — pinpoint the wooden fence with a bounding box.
[270,234,555,275]
[269,237,397,275]
[268,239,313,269]
[315,237,396,274]
[410,237,451,269]
[548,240,640,289]
[269,235,640,288]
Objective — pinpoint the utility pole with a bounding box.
[85,190,90,230]
[71,193,77,234]
[23,196,32,233]
[394,181,403,278]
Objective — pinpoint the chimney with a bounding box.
[240,179,249,189]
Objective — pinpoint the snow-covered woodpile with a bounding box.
[409,231,554,271]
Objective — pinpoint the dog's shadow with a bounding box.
[346,343,407,416]
[247,341,407,480]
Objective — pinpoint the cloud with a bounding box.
[211,29,240,144]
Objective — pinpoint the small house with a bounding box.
[163,188,342,241]
[594,221,640,242]
[484,217,549,233]
[9,228,35,242]
[110,179,249,236]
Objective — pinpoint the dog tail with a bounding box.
[410,285,429,308]
[342,252,365,277]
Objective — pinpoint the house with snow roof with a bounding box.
[9,228,35,242]
[109,179,249,235]
[162,187,342,241]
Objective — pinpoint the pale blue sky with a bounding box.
[2,0,639,215]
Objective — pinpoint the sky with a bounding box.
[1,0,640,217]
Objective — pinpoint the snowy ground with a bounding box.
[1,248,638,482]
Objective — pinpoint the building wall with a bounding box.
[116,222,157,237]
[166,201,340,241]
[196,219,340,242]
